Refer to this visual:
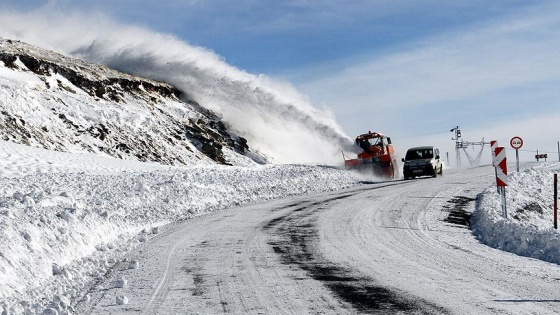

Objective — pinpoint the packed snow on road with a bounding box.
[0,140,559,313]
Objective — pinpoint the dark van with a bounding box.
[402,146,442,179]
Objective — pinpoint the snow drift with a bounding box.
[471,163,560,264]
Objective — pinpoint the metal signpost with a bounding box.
[510,136,523,172]
[555,173,558,229]
[491,140,499,192]
[495,146,508,218]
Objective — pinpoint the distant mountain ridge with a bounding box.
[0,38,259,166]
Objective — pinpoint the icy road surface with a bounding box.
[77,165,560,314]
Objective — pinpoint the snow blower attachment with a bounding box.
[343,131,399,179]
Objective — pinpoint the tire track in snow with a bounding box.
[145,234,189,313]
[264,190,449,314]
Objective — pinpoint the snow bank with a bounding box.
[471,163,560,263]
[0,140,359,313]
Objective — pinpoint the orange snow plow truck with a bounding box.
[343,131,399,179]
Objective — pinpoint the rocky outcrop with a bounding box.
[0,38,255,166]
[0,39,179,101]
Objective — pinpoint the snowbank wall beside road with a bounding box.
[471,165,560,264]
[0,164,358,306]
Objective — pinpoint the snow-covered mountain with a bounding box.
[0,38,262,167]
[0,32,356,167]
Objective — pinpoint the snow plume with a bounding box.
[0,9,355,165]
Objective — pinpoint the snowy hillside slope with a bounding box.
[0,38,257,167]
[75,40,356,164]
[0,14,356,164]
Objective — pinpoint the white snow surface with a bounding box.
[0,40,560,312]
[0,22,558,314]
[472,162,560,263]
[0,140,360,314]
[1,139,559,313]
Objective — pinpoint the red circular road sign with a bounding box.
[510,136,523,149]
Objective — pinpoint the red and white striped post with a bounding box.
[495,146,508,218]
[491,140,499,193]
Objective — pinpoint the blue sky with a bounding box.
[2,0,560,164]
[5,1,532,76]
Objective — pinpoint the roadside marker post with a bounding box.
[495,146,508,218]
[510,136,523,172]
[555,173,558,230]
[491,140,499,193]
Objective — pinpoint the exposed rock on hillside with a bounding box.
[0,38,257,166]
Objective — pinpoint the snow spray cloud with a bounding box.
[0,9,356,164]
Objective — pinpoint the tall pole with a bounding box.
[515,149,519,172]
[451,126,461,167]
[557,141,559,162]
[555,173,558,229]
[491,141,499,193]
[502,188,507,219]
